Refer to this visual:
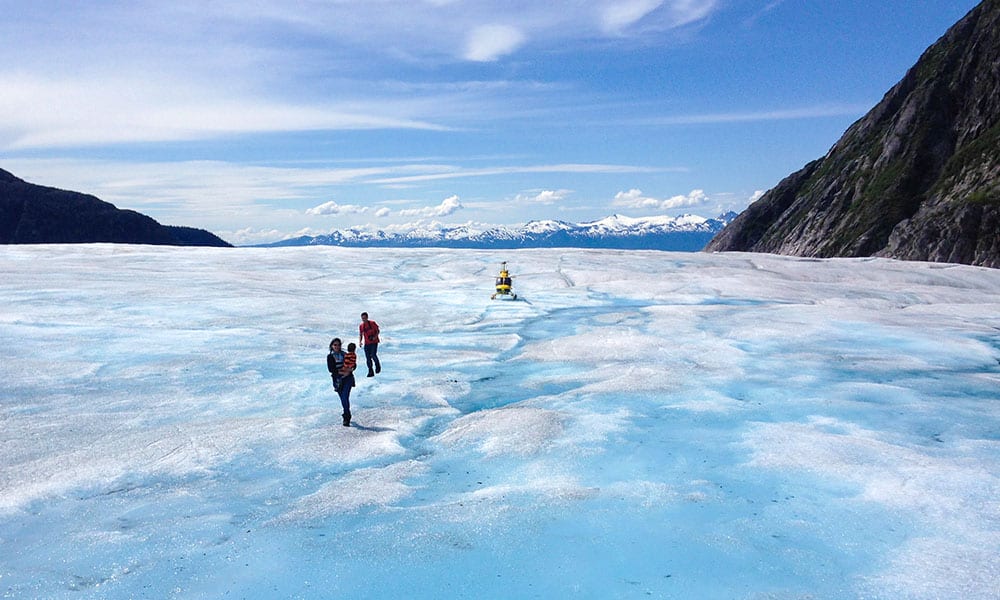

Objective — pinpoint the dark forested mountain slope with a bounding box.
[0,168,230,247]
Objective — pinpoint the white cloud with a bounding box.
[306,200,369,216]
[398,195,464,218]
[517,189,572,204]
[375,207,391,217]
[289,226,331,238]
[2,158,393,209]
[0,2,726,149]
[372,163,668,185]
[2,158,665,223]
[0,74,448,149]
[464,24,527,61]
[600,0,718,34]
[641,103,870,127]
[663,188,708,208]
[613,188,662,209]
[222,227,288,245]
[613,188,709,211]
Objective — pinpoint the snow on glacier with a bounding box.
[1,244,999,599]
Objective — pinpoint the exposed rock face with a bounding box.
[0,168,231,247]
[707,0,1000,268]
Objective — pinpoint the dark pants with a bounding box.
[336,374,355,416]
[364,343,381,374]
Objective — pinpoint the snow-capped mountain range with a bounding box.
[260,212,738,250]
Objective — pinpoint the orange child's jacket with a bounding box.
[341,351,357,375]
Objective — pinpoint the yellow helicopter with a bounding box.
[490,261,518,300]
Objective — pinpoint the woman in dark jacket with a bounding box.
[327,338,357,426]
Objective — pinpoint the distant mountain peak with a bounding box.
[260,212,737,250]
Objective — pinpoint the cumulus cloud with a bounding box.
[225,227,283,246]
[613,188,662,209]
[517,189,572,204]
[464,24,527,61]
[613,188,709,211]
[305,200,369,216]
[375,207,391,217]
[397,195,464,217]
[663,189,708,208]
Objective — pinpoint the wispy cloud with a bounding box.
[372,163,674,185]
[5,0,868,243]
[743,0,787,28]
[601,0,667,34]
[639,104,870,126]
[600,0,719,34]
[0,1,723,149]
[3,158,389,203]
[0,74,449,149]
[4,159,670,210]
[182,1,720,61]
[3,156,690,244]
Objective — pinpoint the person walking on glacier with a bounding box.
[358,312,381,377]
[327,338,344,391]
[327,338,357,426]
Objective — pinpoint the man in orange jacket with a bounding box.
[359,312,382,377]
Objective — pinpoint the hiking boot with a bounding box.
[342,413,351,427]
[375,363,381,374]
[367,369,375,377]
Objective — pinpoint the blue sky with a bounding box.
[0,0,981,244]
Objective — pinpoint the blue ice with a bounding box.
[1,246,998,598]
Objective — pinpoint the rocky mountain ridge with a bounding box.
[706,0,1000,268]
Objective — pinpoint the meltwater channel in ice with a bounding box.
[1,245,998,599]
